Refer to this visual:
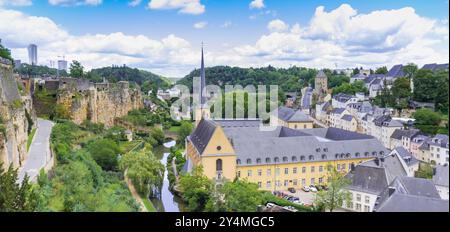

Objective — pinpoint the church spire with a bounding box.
[200,43,207,106]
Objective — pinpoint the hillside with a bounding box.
[87,66,171,91]
[176,66,318,93]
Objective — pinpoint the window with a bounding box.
[356,194,361,202]
[275,168,280,176]
[274,157,280,163]
[284,180,288,186]
[236,159,241,165]
[293,179,298,186]
[319,177,323,184]
[237,171,241,178]
[319,166,323,172]
[321,154,327,160]
[292,156,297,162]
[247,170,252,177]
[364,205,370,212]
[311,178,315,185]
[311,166,315,173]
[309,155,314,161]
[300,156,305,161]
[284,168,289,175]
[356,203,362,211]
[301,179,306,186]
[342,164,346,170]
[256,158,261,164]
[283,156,288,162]
[365,196,370,204]
[246,159,252,164]
[275,180,281,187]
[337,164,341,171]
[257,169,262,176]
[265,158,271,163]
[216,146,222,151]
[293,167,297,174]
[266,181,271,188]
[267,169,271,176]
[355,152,360,157]
[216,159,223,171]
[258,182,262,188]
[302,167,306,173]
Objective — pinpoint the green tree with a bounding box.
[179,166,212,212]
[69,60,84,78]
[120,151,164,198]
[0,43,13,62]
[375,66,388,74]
[0,164,38,212]
[314,165,351,212]
[403,63,418,79]
[207,180,264,212]
[178,121,193,145]
[415,163,434,179]
[414,109,441,126]
[86,139,122,171]
[151,128,165,145]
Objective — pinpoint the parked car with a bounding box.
[292,199,303,205]
[288,188,296,193]
[289,197,300,202]
[283,206,298,212]
[309,185,318,192]
[302,186,310,192]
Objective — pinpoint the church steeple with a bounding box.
[200,43,207,106]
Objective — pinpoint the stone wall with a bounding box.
[0,64,34,169]
[56,80,143,127]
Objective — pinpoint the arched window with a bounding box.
[216,159,223,171]
[346,153,351,158]
[236,159,241,165]
[246,159,252,164]
[335,153,339,159]
[283,156,288,162]
[274,157,280,163]
[266,158,271,163]
[372,151,377,156]
[355,152,360,157]
[309,155,314,161]
[256,158,261,164]
[321,154,327,160]
[340,153,345,158]
[300,156,305,161]
[379,151,384,156]
[292,156,297,162]
[365,152,370,157]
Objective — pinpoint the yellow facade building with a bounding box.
[185,119,388,191]
[270,106,314,129]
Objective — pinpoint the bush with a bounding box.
[86,139,122,171]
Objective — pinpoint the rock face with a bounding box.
[54,78,143,127]
[0,62,35,169]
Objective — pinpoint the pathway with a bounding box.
[18,119,54,183]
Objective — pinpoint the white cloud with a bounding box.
[128,0,141,7]
[221,21,232,28]
[249,0,264,9]
[193,21,207,29]
[267,19,288,32]
[0,0,32,6]
[148,0,205,15]
[48,0,102,6]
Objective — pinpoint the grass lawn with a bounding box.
[141,195,157,212]
[27,128,37,151]
[168,126,180,133]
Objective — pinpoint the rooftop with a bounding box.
[433,164,449,188]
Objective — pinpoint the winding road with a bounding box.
[18,119,54,183]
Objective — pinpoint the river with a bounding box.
[150,141,186,212]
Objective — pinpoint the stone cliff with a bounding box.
[0,60,35,169]
[40,78,143,127]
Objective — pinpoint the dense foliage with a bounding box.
[0,164,37,212]
[332,80,368,95]
[0,43,13,62]
[413,69,449,113]
[314,165,351,212]
[413,109,447,135]
[15,64,68,77]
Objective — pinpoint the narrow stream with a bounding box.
[150,141,186,212]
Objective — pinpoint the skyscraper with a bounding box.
[27,44,37,65]
[58,60,68,72]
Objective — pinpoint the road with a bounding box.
[18,119,54,183]
[301,87,313,110]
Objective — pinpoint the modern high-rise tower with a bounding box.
[27,44,37,65]
[58,60,68,71]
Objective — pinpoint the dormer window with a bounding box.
[236,159,241,165]
[355,152,360,157]
[292,156,297,162]
[372,151,377,156]
[309,155,314,161]
[274,157,280,163]
[246,159,252,164]
[283,156,288,162]
[365,152,370,157]
[321,154,327,160]
[300,156,305,161]
[256,158,261,164]
[266,158,271,163]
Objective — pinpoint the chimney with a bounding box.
[374,158,380,166]
[388,187,396,197]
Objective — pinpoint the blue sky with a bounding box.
[0,0,449,76]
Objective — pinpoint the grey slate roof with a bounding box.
[222,126,387,167]
[333,93,354,103]
[390,129,421,140]
[360,153,407,184]
[273,106,311,122]
[321,101,331,112]
[215,119,261,128]
[374,177,447,212]
[429,134,449,148]
[387,64,405,77]
[331,108,346,114]
[341,114,354,122]
[373,115,403,127]
[188,119,217,154]
[433,165,449,188]
[393,147,419,167]
[422,63,449,72]
[346,165,389,195]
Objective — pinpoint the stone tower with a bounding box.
[314,70,328,96]
[194,45,210,126]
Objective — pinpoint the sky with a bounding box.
[0,0,448,77]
